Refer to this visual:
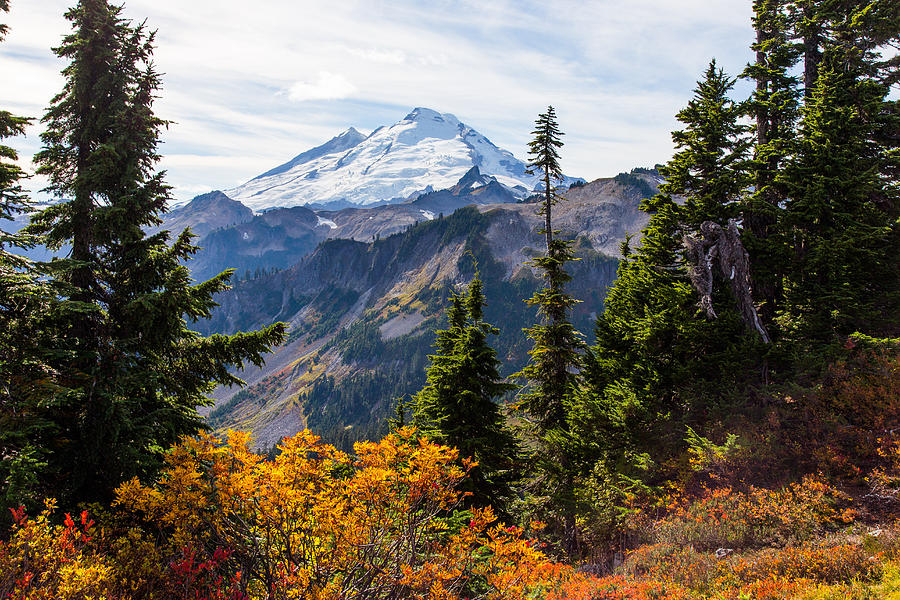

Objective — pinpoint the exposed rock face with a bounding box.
[169,167,660,285]
[155,191,253,239]
[184,205,325,283]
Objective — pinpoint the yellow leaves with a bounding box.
[0,501,114,600]
[122,427,566,598]
[3,427,572,599]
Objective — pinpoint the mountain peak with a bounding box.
[453,166,486,191]
[403,107,448,122]
[341,126,364,138]
[225,108,581,210]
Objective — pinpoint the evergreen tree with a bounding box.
[527,106,565,250]
[780,18,900,343]
[0,0,31,255]
[738,0,899,345]
[25,0,285,505]
[573,63,760,524]
[668,60,752,229]
[520,107,581,430]
[516,107,584,555]
[568,0,898,550]
[413,276,519,513]
[742,0,801,327]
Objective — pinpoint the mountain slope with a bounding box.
[224,107,582,210]
[171,166,522,282]
[167,167,659,286]
[200,206,621,449]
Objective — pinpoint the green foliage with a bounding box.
[516,109,586,556]
[666,60,751,229]
[684,427,742,473]
[412,275,520,514]
[286,287,359,343]
[612,172,655,200]
[741,0,802,326]
[527,106,566,247]
[570,2,900,553]
[518,239,583,437]
[527,106,564,192]
[780,46,900,343]
[0,0,61,512]
[573,197,755,488]
[572,61,764,537]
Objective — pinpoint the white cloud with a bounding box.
[1,0,758,202]
[347,47,406,65]
[288,72,357,102]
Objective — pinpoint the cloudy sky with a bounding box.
[1,0,755,203]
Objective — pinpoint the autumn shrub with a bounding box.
[736,575,813,599]
[0,500,113,600]
[0,428,590,599]
[544,572,689,600]
[653,475,854,550]
[772,343,900,483]
[112,427,569,600]
[866,437,900,520]
[728,541,882,586]
[615,538,885,599]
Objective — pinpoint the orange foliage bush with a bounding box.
[775,346,900,481]
[593,575,690,600]
[0,428,585,599]
[112,427,570,599]
[616,537,884,599]
[819,344,900,434]
[868,437,900,511]
[727,541,881,585]
[654,475,854,550]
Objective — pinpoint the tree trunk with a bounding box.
[544,170,553,249]
[748,8,779,327]
[802,8,821,98]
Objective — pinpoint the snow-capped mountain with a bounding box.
[225,107,582,211]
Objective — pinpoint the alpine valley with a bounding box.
[162,108,662,449]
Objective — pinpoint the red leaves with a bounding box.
[8,506,26,526]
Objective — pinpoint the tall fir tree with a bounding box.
[668,60,752,230]
[527,106,565,250]
[517,107,584,555]
[573,62,760,523]
[25,0,285,505]
[0,0,32,257]
[780,11,900,344]
[413,276,519,513]
[519,107,581,433]
[742,0,801,328]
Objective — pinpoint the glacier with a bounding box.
[225,107,581,211]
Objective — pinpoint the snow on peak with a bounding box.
[225,108,579,210]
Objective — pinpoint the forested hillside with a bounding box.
[202,204,619,449]
[1,0,898,599]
